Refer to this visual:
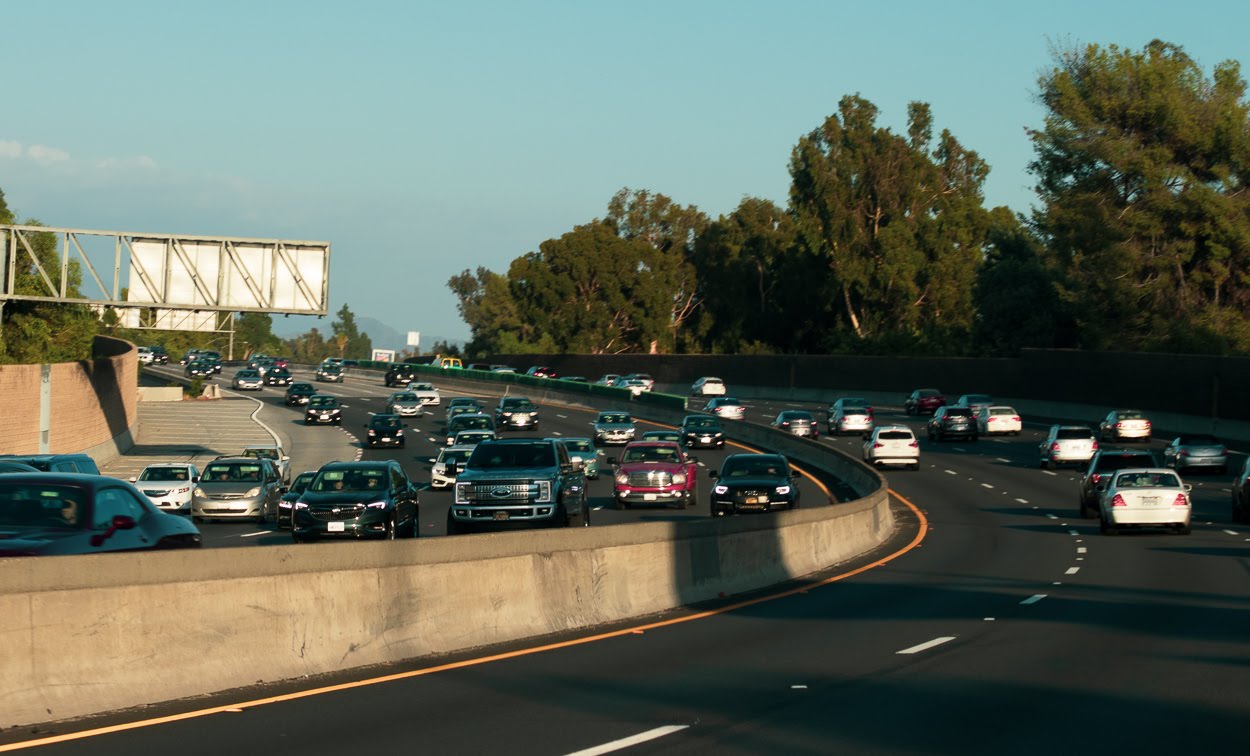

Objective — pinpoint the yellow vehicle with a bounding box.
[433,356,463,370]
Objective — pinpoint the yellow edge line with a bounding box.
[0,489,926,752]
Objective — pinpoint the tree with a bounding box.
[448,267,523,355]
[789,96,991,350]
[330,304,372,359]
[1030,39,1250,352]
[235,312,281,358]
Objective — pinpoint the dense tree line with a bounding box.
[451,40,1250,357]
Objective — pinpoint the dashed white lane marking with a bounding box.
[1221,488,1232,493]
[1043,470,1057,476]
[996,457,1011,463]
[1021,594,1047,605]
[896,636,957,655]
[1076,557,1084,561]
[565,725,690,756]
[1065,567,1081,575]
[791,685,808,690]
[593,506,604,511]
[984,617,996,621]
[1015,498,1029,504]
[980,483,994,489]
[945,469,958,475]
[1046,514,1058,520]
[556,414,568,419]
[1077,547,1087,553]
[240,531,268,538]
[552,431,563,436]
[697,461,706,467]
[1068,529,1079,535]
[952,447,966,453]
[1224,529,1239,536]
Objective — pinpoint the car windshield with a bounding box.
[321,366,342,373]
[455,417,493,431]
[599,414,632,424]
[392,394,418,402]
[371,417,402,430]
[310,468,388,492]
[439,449,472,465]
[1115,472,1181,488]
[290,384,313,392]
[243,449,279,460]
[203,463,263,482]
[621,446,681,464]
[1057,428,1094,439]
[138,467,190,482]
[457,431,494,443]
[270,368,290,376]
[723,458,786,478]
[309,397,338,408]
[503,400,536,411]
[643,432,682,442]
[412,383,434,391]
[468,444,555,468]
[0,484,86,529]
[686,418,718,429]
[562,440,593,453]
[238,370,259,378]
[290,473,316,493]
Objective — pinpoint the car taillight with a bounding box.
[1144,420,1152,426]
[1178,450,1189,457]
[1012,416,1020,422]
[1091,473,1101,483]
[1172,494,1189,507]
[908,441,919,448]
[1091,441,1099,451]
[1051,442,1061,451]
[782,421,790,426]
[1112,494,1127,507]
[873,442,884,448]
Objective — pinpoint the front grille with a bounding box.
[143,489,171,497]
[311,506,364,521]
[209,493,247,500]
[733,489,770,503]
[460,481,545,503]
[627,470,673,487]
[202,507,247,514]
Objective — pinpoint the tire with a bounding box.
[675,491,690,510]
[1233,496,1246,523]
[1176,523,1192,535]
[1079,500,1094,519]
[292,533,307,544]
[445,510,463,536]
[910,462,920,471]
[616,498,629,511]
[582,504,591,526]
[1100,515,1116,535]
[192,515,205,524]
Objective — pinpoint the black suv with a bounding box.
[291,460,419,542]
[1078,448,1158,518]
[365,414,406,448]
[284,382,316,406]
[680,415,725,449]
[927,406,978,441]
[495,396,540,431]
[384,364,418,387]
[448,439,588,534]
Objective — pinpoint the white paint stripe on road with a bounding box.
[896,636,957,655]
[1015,498,1028,504]
[945,469,958,475]
[239,531,269,538]
[565,726,690,756]
[980,483,994,489]
[1077,547,1087,553]
[556,414,568,419]
[1021,594,1047,605]
[1068,529,1079,535]
[1046,514,1057,520]
[1042,470,1057,476]
[1224,529,1239,536]
[1065,567,1080,575]
[996,457,1011,463]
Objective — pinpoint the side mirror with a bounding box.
[709,470,719,479]
[1184,483,1193,492]
[791,471,800,479]
[687,456,698,465]
[90,514,137,547]
[128,476,137,483]
[571,459,584,471]
[192,475,200,483]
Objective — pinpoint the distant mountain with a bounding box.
[267,314,462,355]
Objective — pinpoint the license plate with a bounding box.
[494,511,510,521]
[644,493,657,501]
[328,521,345,532]
[381,437,391,442]
[1140,496,1159,506]
[321,413,331,418]
[746,495,769,504]
[700,436,711,443]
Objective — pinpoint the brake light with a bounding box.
[782,422,790,426]
[1116,422,1123,428]
[908,441,919,448]
[1144,420,1152,426]
[1091,473,1101,483]
[873,442,884,448]
[1112,494,1127,507]
[1092,441,1099,451]
[1012,416,1020,422]
[1051,442,1061,451]
[1172,494,1189,507]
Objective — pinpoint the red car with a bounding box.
[904,388,946,415]
[609,441,699,510]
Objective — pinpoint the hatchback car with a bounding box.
[130,463,201,514]
[593,411,637,446]
[284,382,316,406]
[365,414,406,448]
[977,406,1022,436]
[709,454,800,517]
[1096,468,1191,535]
[305,395,343,425]
[691,376,726,396]
[862,426,920,469]
[704,397,746,420]
[386,391,425,417]
[904,388,946,415]
[680,415,725,449]
[1162,434,1227,474]
[1040,425,1098,469]
[1099,410,1152,442]
[927,406,978,442]
[291,461,420,542]
[771,410,819,438]
[1078,448,1159,518]
[0,474,202,556]
[495,396,540,430]
[231,369,263,391]
[192,457,285,523]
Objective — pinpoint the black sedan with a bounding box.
[365,414,407,448]
[291,461,419,542]
[0,474,202,556]
[284,382,317,406]
[305,395,343,425]
[680,415,725,449]
[709,453,800,517]
[264,367,293,386]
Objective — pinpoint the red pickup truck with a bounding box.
[609,441,699,510]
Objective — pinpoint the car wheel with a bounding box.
[1079,500,1094,519]
[1176,523,1192,535]
[910,462,920,471]
[582,504,591,526]
[616,498,629,511]
[1233,497,1246,523]
[445,510,463,535]
[1046,459,1056,471]
[192,515,205,524]
[1100,515,1116,535]
[292,532,308,544]
[674,492,689,510]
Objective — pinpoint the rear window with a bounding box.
[917,389,940,397]
[1057,428,1094,439]
[989,407,1016,416]
[1117,411,1146,419]
[203,463,263,482]
[1114,471,1181,488]
[945,408,973,417]
[1095,453,1155,471]
[1177,435,1218,445]
[879,431,914,440]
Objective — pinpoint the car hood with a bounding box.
[717,476,789,489]
[300,491,392,507]
[618,461,688,474]
[458,467,554,482]
[199,482,265,494]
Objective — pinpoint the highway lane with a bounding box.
[13,377,1248,753]
[143,367,841,548]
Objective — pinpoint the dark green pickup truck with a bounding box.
[448,439,589,534]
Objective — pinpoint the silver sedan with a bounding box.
[1162,434,1228,474]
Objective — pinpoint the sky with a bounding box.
[2,0,1248,342]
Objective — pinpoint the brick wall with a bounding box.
[0,336,137,455]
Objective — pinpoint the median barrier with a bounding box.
[0,367,893,729]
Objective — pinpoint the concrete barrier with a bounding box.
[0,373,893,728]
[138,386,185,402]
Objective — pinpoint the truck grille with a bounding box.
[627,470,673,487]
[458,481,550,503]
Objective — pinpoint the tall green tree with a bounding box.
[330,304,372,359]
[1030,39,1250,352]
[448,266,524,355]
[789,96,991,350]
[235,312,281,357]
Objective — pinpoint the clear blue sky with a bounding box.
[2,0,1246,342]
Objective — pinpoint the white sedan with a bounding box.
[130,463,201,513]
[705,397,746,420]
[1096,468,1192,535]
[691,377,726,396]
[977,406,1021,436]
[862,426,920,470]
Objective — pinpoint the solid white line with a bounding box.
[592,506,604,511]
[1015,498,1028,504]
[239,531,268,538]
[556,414,568,419]
[896,636,957,655]
[952,447,966,453]
[1020,594,1046,605]
[1065,567,1080,575]
[791,685,808,690]
[980,483,994,489]
[1224,529,1239,536]
[1077,547,1087,553]
[565,726,690,756]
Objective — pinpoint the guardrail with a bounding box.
[0,371,891,728]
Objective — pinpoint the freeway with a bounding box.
[6,381,1249,753]
[137,364,844,547]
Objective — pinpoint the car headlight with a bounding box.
[193,487,205,497]
[714,485,728,495]
[775,486,792,495]
[434,464,445,474]
[368,430,376,436]
[714,432,723,437]
[245,487,262,498]
[295,501,308,510]
[331,409,341,415]
[672,473,687,485]
[366,500,388,509]
[615,473,629,485]
[502,412,512,417]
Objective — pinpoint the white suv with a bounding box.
[1039,425,1098,469]
[863,426,920,470]
[691,377,726,396]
